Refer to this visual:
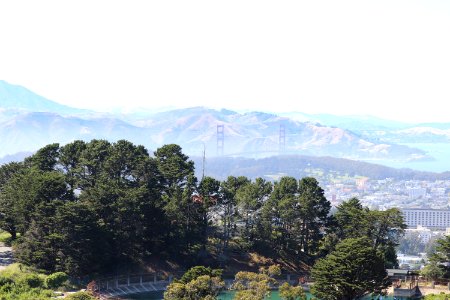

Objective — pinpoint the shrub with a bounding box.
[45,272,68,289]
[0,276,14,287]
[0,282,14,293]
[17,273,44,288]
[179,266,222,284]
[65,291,96,300]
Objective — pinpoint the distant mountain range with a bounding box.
[279,112,412,131]
[0,80,89,116]
[130,107,428,162]
[1,80,450,173]
[0,111,151,157]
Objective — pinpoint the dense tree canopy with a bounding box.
[0,139,405,295]
[279,282,306,300]
[427,235,450,278]
[327,197,405,268]
[231,265,281,300]
[164,267,224,300]
[311,237,390,300]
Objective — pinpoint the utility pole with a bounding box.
[202,143,206,179]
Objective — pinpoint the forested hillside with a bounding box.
[0,140,405,279]
[193,155,450,181]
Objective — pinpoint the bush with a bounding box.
[17,273,44,288]
[0,276,14,287]
[45,272,68,289]
[0,282,14,293]
[179,266,222,283]
[65,291,96,300]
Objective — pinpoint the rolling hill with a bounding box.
[136,107,428,161]
[0,81,432,165]
[0,80,88,115]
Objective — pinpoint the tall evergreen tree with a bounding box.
[219,176,250,253]
[236,178,272,244]
[260,176,298,252]
[311,237,389,300]
[0,162,25,239]
[296,177,331,256]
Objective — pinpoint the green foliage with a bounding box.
[0,161,25,241]
[218,176,251,253]
[0,276,13,287]
[0,231,12,244]
[155,143,195,194]
[0,168,67,239]
[279,282,306,300]
[1,139,406,286]
[421,262,445,281]
[297,177,331,255]
[231,265,280,300]
[266,265,281,277]
[233,289,257,300]
[236,178,272,245]
[164,268,224,300]
[311,237,390,300]
[184,275,224,299]
[424,293,450,300]
[427,235,450,278]
[179,266,223,284]
[259,176,331,257]
[164,282,187,300]
[431,235,450,265]
[10,140,170,275]
[0,265,54,300]
[334,197,367,240]
[44,272,68,289]
[25,143,60,171]
[65,291,96,300]
[329,198,405,268]
[17,273,44,288]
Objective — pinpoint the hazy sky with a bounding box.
[1,0,449,122]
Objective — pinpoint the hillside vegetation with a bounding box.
[0,141,405,283]
[193,155,450,181]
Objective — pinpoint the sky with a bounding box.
[0,0,449,122]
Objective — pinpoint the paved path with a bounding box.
[0,242,13,271]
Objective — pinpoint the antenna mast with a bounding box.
[202,144,206,179]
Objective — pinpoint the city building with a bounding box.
[407,187,427,199]
[404,225,432,243]
[402,208,450,229]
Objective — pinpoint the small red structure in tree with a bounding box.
[192,194,219,204]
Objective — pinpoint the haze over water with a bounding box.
[364,143,450,173]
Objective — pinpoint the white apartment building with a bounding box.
[407,187,427,199]
[404,225,432,243]
[402,208,450,229]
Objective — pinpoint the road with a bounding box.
[0,242,13,271]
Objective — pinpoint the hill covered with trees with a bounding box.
[0,140,405,296]
[194,154,450,181]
